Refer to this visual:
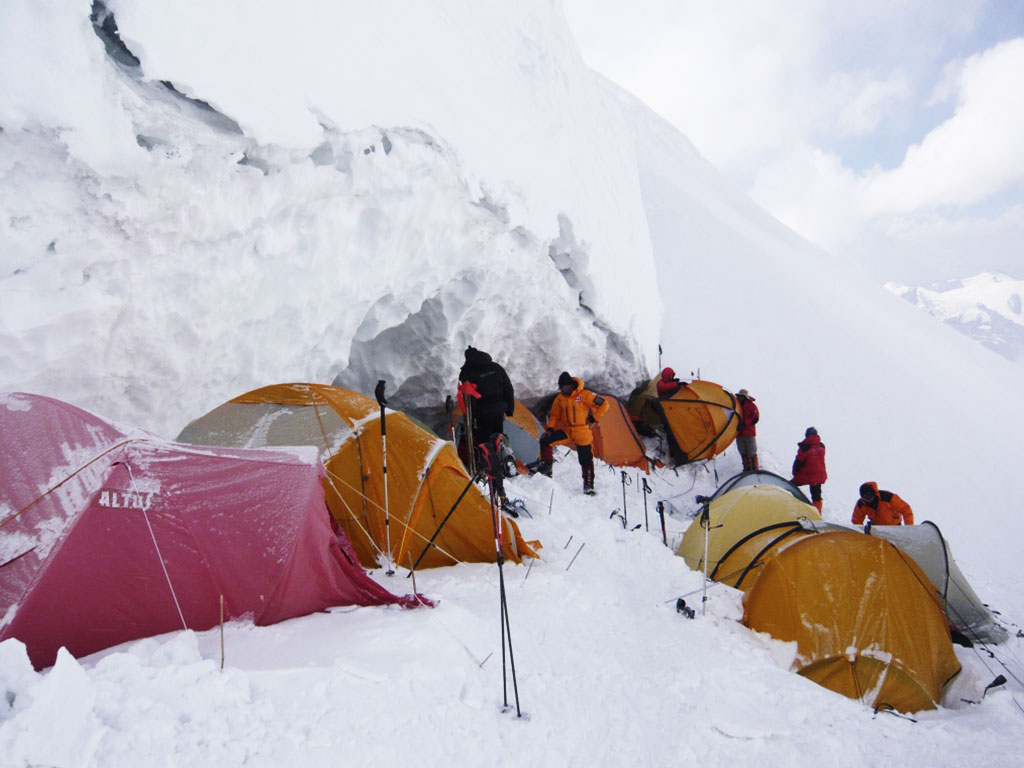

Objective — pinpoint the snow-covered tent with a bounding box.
[868,521,1008,645]
[676,477,962,712]
[627,379,738,466]
[0,393,412,669]
[177,383,537,570]
[742,531,961,713]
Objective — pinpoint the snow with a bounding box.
[887,272,1024,363]
[2,0,1024,765]
[2,462,1023,766]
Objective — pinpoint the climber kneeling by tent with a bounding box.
[852,481,914,527]
[538,372,610,495]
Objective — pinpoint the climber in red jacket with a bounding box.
[736,388,759,471]
[790,427,827,512]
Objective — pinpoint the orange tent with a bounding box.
[177,383,537,570]
[535,393,650,471]
[743,532,961,713]
[628,379,738,465]
[677,479,960,712]
[591,396,650,471]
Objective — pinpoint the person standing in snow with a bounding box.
[735,388,759,472]
[458,346,515,509]
[790,427,826,512]
[538,372,610,495]
[851,482,914,527]
[656,367,684,398]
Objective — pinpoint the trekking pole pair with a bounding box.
[486,450,523,718]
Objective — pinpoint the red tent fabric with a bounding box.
[0,393,416,669]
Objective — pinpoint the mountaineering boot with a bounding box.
[752,456,759,471]
[741,455,751,472]
[538,461,553,477]
[583,465,595,496]
[812,500,823,513]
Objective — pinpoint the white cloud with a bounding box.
[870,38,1024,211]
[833,70,912,137]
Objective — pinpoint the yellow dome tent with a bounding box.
[627,379,739,466]
[676,484,821,575]
[177,383,537,570]
[676,480,960,712]
[743,531,961,713]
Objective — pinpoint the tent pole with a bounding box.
[698,495,712,615]
[374,380,395,576]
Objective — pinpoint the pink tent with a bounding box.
[0,393,418,669]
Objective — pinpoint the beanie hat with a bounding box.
[737,388,749,397]
[558,371,574,388]
[805,427,818,437]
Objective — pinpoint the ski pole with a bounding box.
[488,476,522,717]
[642,478,652,532]
[464,396,477,477]
[620,471,631,528]
[374,380,394,576]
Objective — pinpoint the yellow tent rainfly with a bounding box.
[177,383,537,570]
[628,379,738,466]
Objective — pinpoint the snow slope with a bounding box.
[622,91,1024,583]
[3,1,1024,765]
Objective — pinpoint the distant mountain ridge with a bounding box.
[886,273,1024,363]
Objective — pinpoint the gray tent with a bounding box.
[868,521,1007,645]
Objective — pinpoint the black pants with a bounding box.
[809,484,822,503]
[540,430,594,471]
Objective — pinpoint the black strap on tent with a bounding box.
[731,526,807,590]
[709,521,804,581]
[649,398,688,465]
[407,473,479,575]
[658,390,740,466]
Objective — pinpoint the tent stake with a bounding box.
[219,594,225,671]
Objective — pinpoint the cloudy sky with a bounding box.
[563,0,1024,285]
